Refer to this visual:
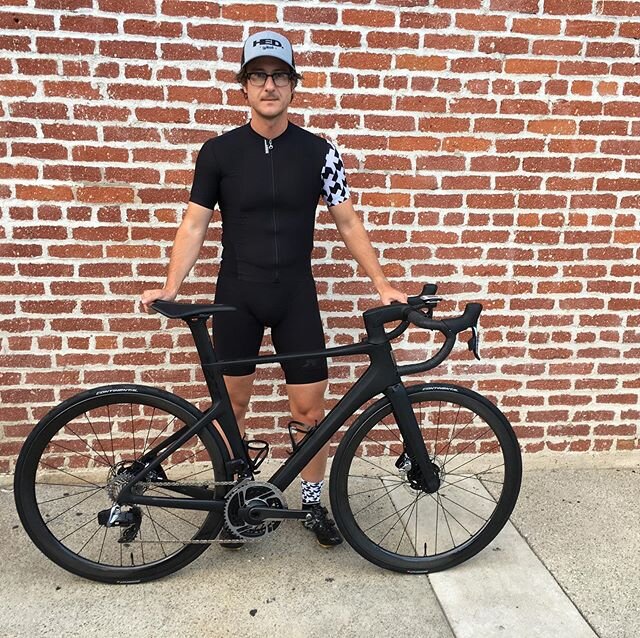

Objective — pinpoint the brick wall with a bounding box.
[1,0,639,472]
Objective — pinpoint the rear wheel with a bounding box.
[14,385,230,584]
[330,384,521,573]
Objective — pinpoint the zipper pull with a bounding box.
[264,139,273,154]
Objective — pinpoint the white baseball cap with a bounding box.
[240,30,296,72]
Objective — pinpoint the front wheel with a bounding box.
[14,385,230,584]
[330,384,522,574]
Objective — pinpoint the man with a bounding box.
[141,31,406,547]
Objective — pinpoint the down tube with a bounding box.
[269,361,398,492]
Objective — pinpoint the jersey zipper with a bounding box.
[265,138,279,282]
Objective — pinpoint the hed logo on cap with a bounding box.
[240,30,296,71]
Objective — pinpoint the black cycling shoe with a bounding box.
[302,504,343,547]
[219,526,243,550]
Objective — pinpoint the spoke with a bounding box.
[162,447,203,473]
[156,506,200,529]
[38,486,102,505]
[85,412,115,466]
[37,461,104,489]
[145,506,168,557]
[438,491,490,523]
[376,493,427,549]
[348,482,406,498]
[414,494,419,557]
[130,403,137,459]
[434,401,441,460]
[46,440,112,469]
[434,490,440,554]
[446,462,505,482]
[78,523,103,555]
[144,510,184,543]
[439,491,456,549]
[441,480,498,504]
[106,404,116,465]
[360,432,402,460]
[375,414,404,446]
[440,404,462,465]
[350,453,400,478]
[145,415,179,453]
[66,420,113,469]
[430,492,474,537]
[59,513,100,542]
[361,497,418,534]
[44,488,104,525]
[141,407,156,457]
[352,481,406,517]
[395,494,419,555]
[98,525,108,564]
[159,465,215,483]
[346,474,404,484]
[445,443,502,475]
[442,422,493,467]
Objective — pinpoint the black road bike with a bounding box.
[13,284,522,584]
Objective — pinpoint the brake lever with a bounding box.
[468,326,481,360]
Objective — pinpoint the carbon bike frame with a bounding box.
[118,313,435,512]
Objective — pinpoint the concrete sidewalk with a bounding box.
[1,457,638,638]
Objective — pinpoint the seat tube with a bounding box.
[385,383,439,491]
[185,317,247,464]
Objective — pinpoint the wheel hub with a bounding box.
[396,452,442,494]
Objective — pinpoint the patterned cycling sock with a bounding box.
[301,479,324,505]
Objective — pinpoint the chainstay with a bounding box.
[131,479,255,543]
[139,480,236,488]
[125,480,292,544]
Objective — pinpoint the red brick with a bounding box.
[44,81,100,100]
[340,52,393,70]
[456,13,506,31]
[532,39,583,56]
[399,11,451,29]
[491,0,538,10]
[0,81,35,97]
[124,19,183,38]
[100,40,157,59]
[187,23,244,41]
[505,59,558,75]
[601,0,640,16]
[588,41,636,57]
[59,15,118,33]
[479,36,529,55]
[36,36,95,55]
[99,0,155,12]
[343,8,396,26]
[311,30,362,48]
[283,6,337,24]
[161,1,220,17]
[0,11,54,30]
[512,17,562,34]
[543,0,592,14]
[366,31,420,49]
[566,19,616,37]
[221,3,277,21]
[396,54,447,71]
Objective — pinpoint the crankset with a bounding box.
[223,480,288,541]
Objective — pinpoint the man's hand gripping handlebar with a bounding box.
[362,283,482,375]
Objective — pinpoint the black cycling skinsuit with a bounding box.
[189,121,350,383]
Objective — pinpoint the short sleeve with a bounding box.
[320,142,350,207]
[189,138,220,209]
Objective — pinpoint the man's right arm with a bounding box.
[141,201,214,311]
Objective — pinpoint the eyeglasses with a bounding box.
[246,71,293,87]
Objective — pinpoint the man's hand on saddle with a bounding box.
[141,288,177,313]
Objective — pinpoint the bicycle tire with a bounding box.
[329,383,522,574]
[14,384,231,584]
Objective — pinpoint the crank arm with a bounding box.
[239,506,310,524]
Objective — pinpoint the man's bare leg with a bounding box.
[286,379,329,482]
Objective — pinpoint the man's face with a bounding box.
[243,56,294,121]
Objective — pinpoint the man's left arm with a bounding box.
[329,198,407,305]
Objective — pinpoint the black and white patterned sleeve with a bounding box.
[320,142,350,207]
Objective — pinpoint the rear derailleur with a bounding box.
[97,504,142,544]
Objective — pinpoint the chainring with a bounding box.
[223,480,287,541]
